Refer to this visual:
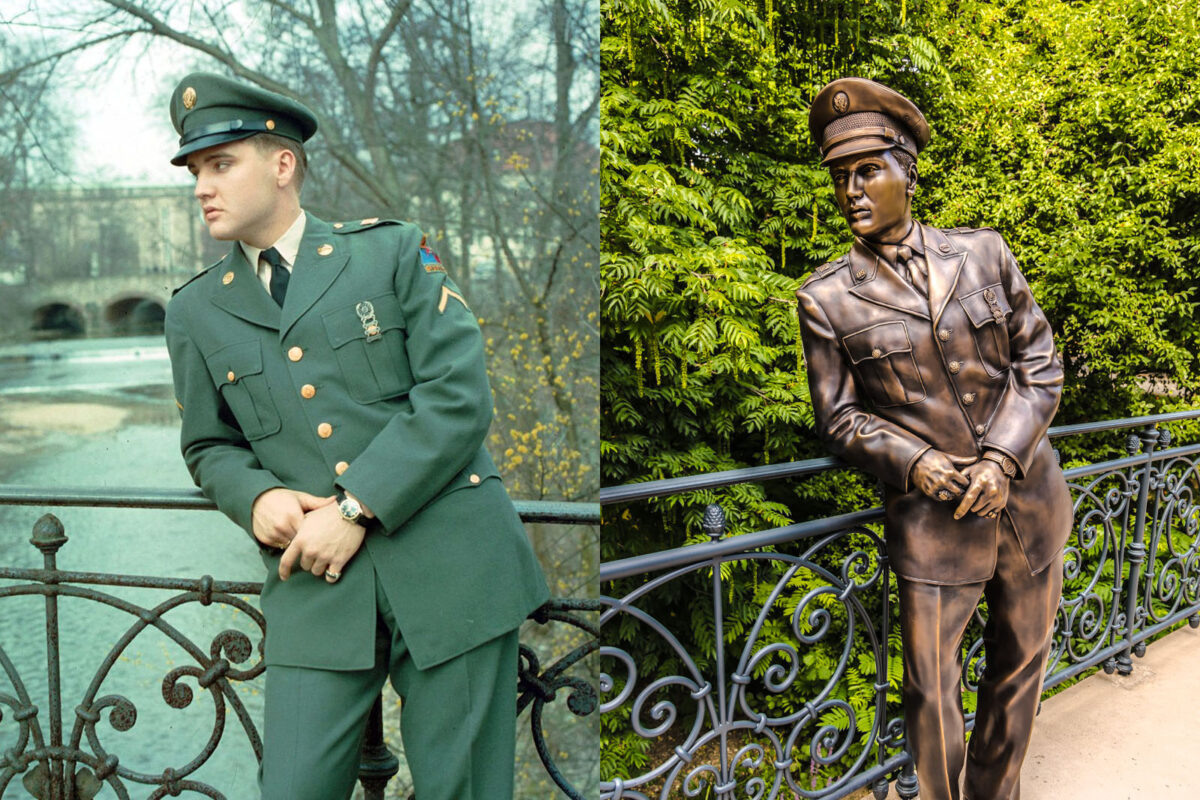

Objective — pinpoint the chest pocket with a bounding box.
[205,341,281,441]
[843,321,926,408]
[959,284,1012,378]
[323,293,415,403]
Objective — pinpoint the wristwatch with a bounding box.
[336,491,365,525]
[982,451,1018,478]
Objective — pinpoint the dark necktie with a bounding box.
[262,247,289,306]
[885,243,928,297]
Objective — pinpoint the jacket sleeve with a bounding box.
[980,236,1063,475]
[797,287,931,491]
[333,228,494,534]
[165,303,284,537]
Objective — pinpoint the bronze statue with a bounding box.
[796,77,1073,800]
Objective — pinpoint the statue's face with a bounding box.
[827,148,914,243]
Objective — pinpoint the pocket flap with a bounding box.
[323,293,407,349]
[205,340,264,387]
[959,284,1012,328]
[843,321,913,365]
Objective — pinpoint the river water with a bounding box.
[0,336,268,798]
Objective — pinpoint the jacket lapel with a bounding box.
[847,239,931,320]
[921,223,968,326]
[280,214,351,339]
[208,248,281,330]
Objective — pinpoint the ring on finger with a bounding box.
[324,570,341,584]
[937,489,951,501]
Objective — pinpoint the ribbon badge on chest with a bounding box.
[356,301,382,342]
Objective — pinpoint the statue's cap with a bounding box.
[808,77,929,166]
[168,72,318,166]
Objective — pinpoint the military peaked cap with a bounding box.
[169,72,318,166]
[808,77,929,166]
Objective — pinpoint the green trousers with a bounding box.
[259,577,520,800]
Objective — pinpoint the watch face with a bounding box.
[339,498,361,521]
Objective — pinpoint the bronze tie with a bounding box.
[262,247,289,306]
[894,244,928,297]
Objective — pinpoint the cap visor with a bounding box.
[820,135,901,166]
[170,130,257,166]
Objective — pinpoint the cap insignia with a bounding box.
[183,87,197,110]
[833,91,850,114]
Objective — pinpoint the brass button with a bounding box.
[335,461,350,475]
[948,360,961,374]
[288,346,304,362]
[317,244,333,256]
[975,424,986,436]
[939,243,952,253]
[855,269,867,280]
[469,473,481,485]
[226,370,236,382]
[871,347,883,359]
[938,328,952,342]
[963,392,976,405]
[333,222,344,229]
[361,217,379,225]
[265,119,276,130]
[317,422,333,439]
[222,271,235,285]
[300,384,316,399]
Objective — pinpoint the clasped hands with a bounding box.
[911,449,1009,520]
[251,488,368,581]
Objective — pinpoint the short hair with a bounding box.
[890,147,918,182]
[250,132,307,192]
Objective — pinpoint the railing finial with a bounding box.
[30,513,67,555]
[702,504,726,541]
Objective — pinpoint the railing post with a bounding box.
[895,761,919,799]
[357,696,400,799]
[1116,425,1159,675]
[700,503,731,798]
[31,514,67,800]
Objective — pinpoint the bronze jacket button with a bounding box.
[963,392,976,405]
[938,328,952,342]
[300,384,316,399]
[317,422,333,438]
[469,474,481,484]
[335,461,350,475]
[948,360,961,374]
[288,346,304,362]
[975,424,986,435]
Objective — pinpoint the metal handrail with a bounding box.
[599,409,1200,505]
[0,485,600,525]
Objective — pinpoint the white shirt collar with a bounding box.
[240,209,307,271]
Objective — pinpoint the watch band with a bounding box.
[982,451,1017,478]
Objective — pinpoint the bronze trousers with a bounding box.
[897,516,1063,800]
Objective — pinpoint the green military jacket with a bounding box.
[165,213,549,670]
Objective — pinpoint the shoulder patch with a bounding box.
[944,225,996,236]
[171,258,223,297]
[419,236,444,273]
[331,217,404,234]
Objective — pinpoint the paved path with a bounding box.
[870,624,1200,799]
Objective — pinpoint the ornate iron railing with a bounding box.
[0,489,600,800]
[599,411,1200,799]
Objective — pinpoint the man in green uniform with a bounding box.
[163,72,548,800]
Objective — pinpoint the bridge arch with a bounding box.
[32,302,87,339]
[104,294,166,336]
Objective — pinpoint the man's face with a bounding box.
[187,139,282,245]
[828,148,914,243]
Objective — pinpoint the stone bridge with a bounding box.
[22,273,192,338]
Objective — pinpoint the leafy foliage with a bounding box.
[602,0,1200,788]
